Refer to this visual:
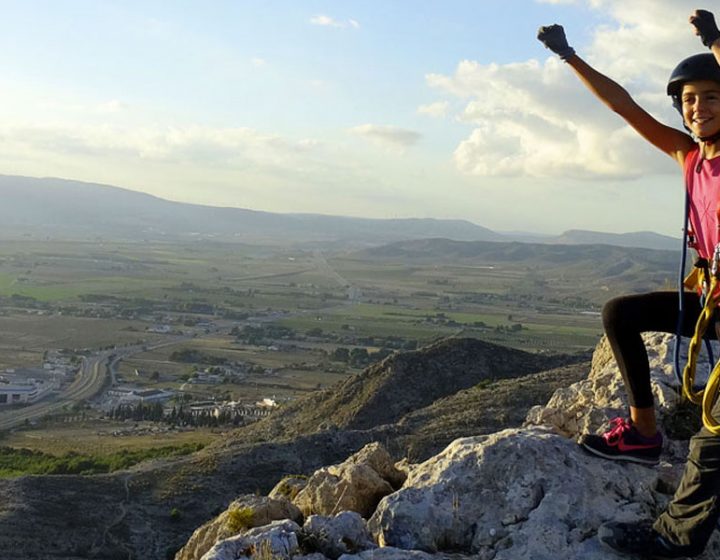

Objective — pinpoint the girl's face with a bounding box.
[682,80,720,138]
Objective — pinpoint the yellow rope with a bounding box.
[682,276,720,434]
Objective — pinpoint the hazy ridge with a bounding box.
[0,174,680,250]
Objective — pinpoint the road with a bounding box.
[0,334,197,432]
[0,253,355,433]
[312,250,361,303]
[0,351,112,432]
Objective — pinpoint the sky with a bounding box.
[0,0,714,236]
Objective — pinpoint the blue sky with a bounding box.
[0,1,709,235]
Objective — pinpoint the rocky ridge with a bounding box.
[243,338,585,442]
[0,337,589,559]
[177,334,720,560]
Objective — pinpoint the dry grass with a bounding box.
[0,419,222,456]
[0,313,165,368]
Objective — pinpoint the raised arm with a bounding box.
[537,25,693,166]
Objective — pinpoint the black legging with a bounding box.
[602,291,716,408]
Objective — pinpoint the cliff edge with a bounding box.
[178,334,720,560]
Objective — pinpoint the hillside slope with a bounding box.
[0,175,500,246]
[349,237,680,303]
[0,338,588,559]
[241,338,587,442]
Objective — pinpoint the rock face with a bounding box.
[292,443,406,518]
[524,333,712,461]
[191,334,720,560]
[303,511,376,558]
[200,519,302,560]
[369,428,661,559]
[176,495,303,560]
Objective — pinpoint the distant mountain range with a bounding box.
[0,174,681,250]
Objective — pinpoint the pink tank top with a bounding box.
[684,147,720,260]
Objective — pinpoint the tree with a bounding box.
[349,348,369,367]
[331,347,350,362]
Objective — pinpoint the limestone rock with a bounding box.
[350,442,407,489]
[180,333,720,560]
[270,476,310,501]
[524,334,698,439]
[393,458,414,478]
[200,519,301,560]
[303,511,376,559]
[369,427,663,558]
[293,443,405,518]
[176,495,302,560]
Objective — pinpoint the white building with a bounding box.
[106,386,175,407]
[0,379,53,405]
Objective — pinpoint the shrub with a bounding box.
[169,508,181,522]
[226,506,255,533]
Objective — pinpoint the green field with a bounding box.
[0,420,221,456]
[0,237,607,458]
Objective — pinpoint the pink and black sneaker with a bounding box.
[579,417,662,465]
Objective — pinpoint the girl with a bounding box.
[537,9,720,558]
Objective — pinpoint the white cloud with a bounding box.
[251,57,267,68]
[349,124,422,150]
[433,0,704,179]
[310,14,359,29]
[417,101,449,118]
[0,124,322,168]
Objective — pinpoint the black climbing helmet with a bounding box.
[667,53,720,113]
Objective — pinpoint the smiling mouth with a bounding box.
[692,119,717,130]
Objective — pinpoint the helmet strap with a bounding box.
[700,131,720,144]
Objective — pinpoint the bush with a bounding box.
[226,506,255,533]
[0,444,205,478]
[169,508,181,522]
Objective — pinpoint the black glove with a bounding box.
[690,9,720,48]
[537,24,575,61]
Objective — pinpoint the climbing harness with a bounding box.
[681,243,720,434]
[674,191,715,386]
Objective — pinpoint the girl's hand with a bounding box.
[690,9,720,48]
[537,24,575,60]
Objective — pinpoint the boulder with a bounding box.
[270,476,310,501]
[369,427,664,559]
[523,333,710,461]
[176,495,302,560]
[303,511,376,559]
[293,442,406,518]
[200,519,301,560]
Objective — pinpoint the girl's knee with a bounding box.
[602,296,628,330]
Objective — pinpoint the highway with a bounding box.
[0,286,349,433]
[0,351,112,432]
[0,335,195,432]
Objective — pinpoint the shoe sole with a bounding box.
[580,442,659,466]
